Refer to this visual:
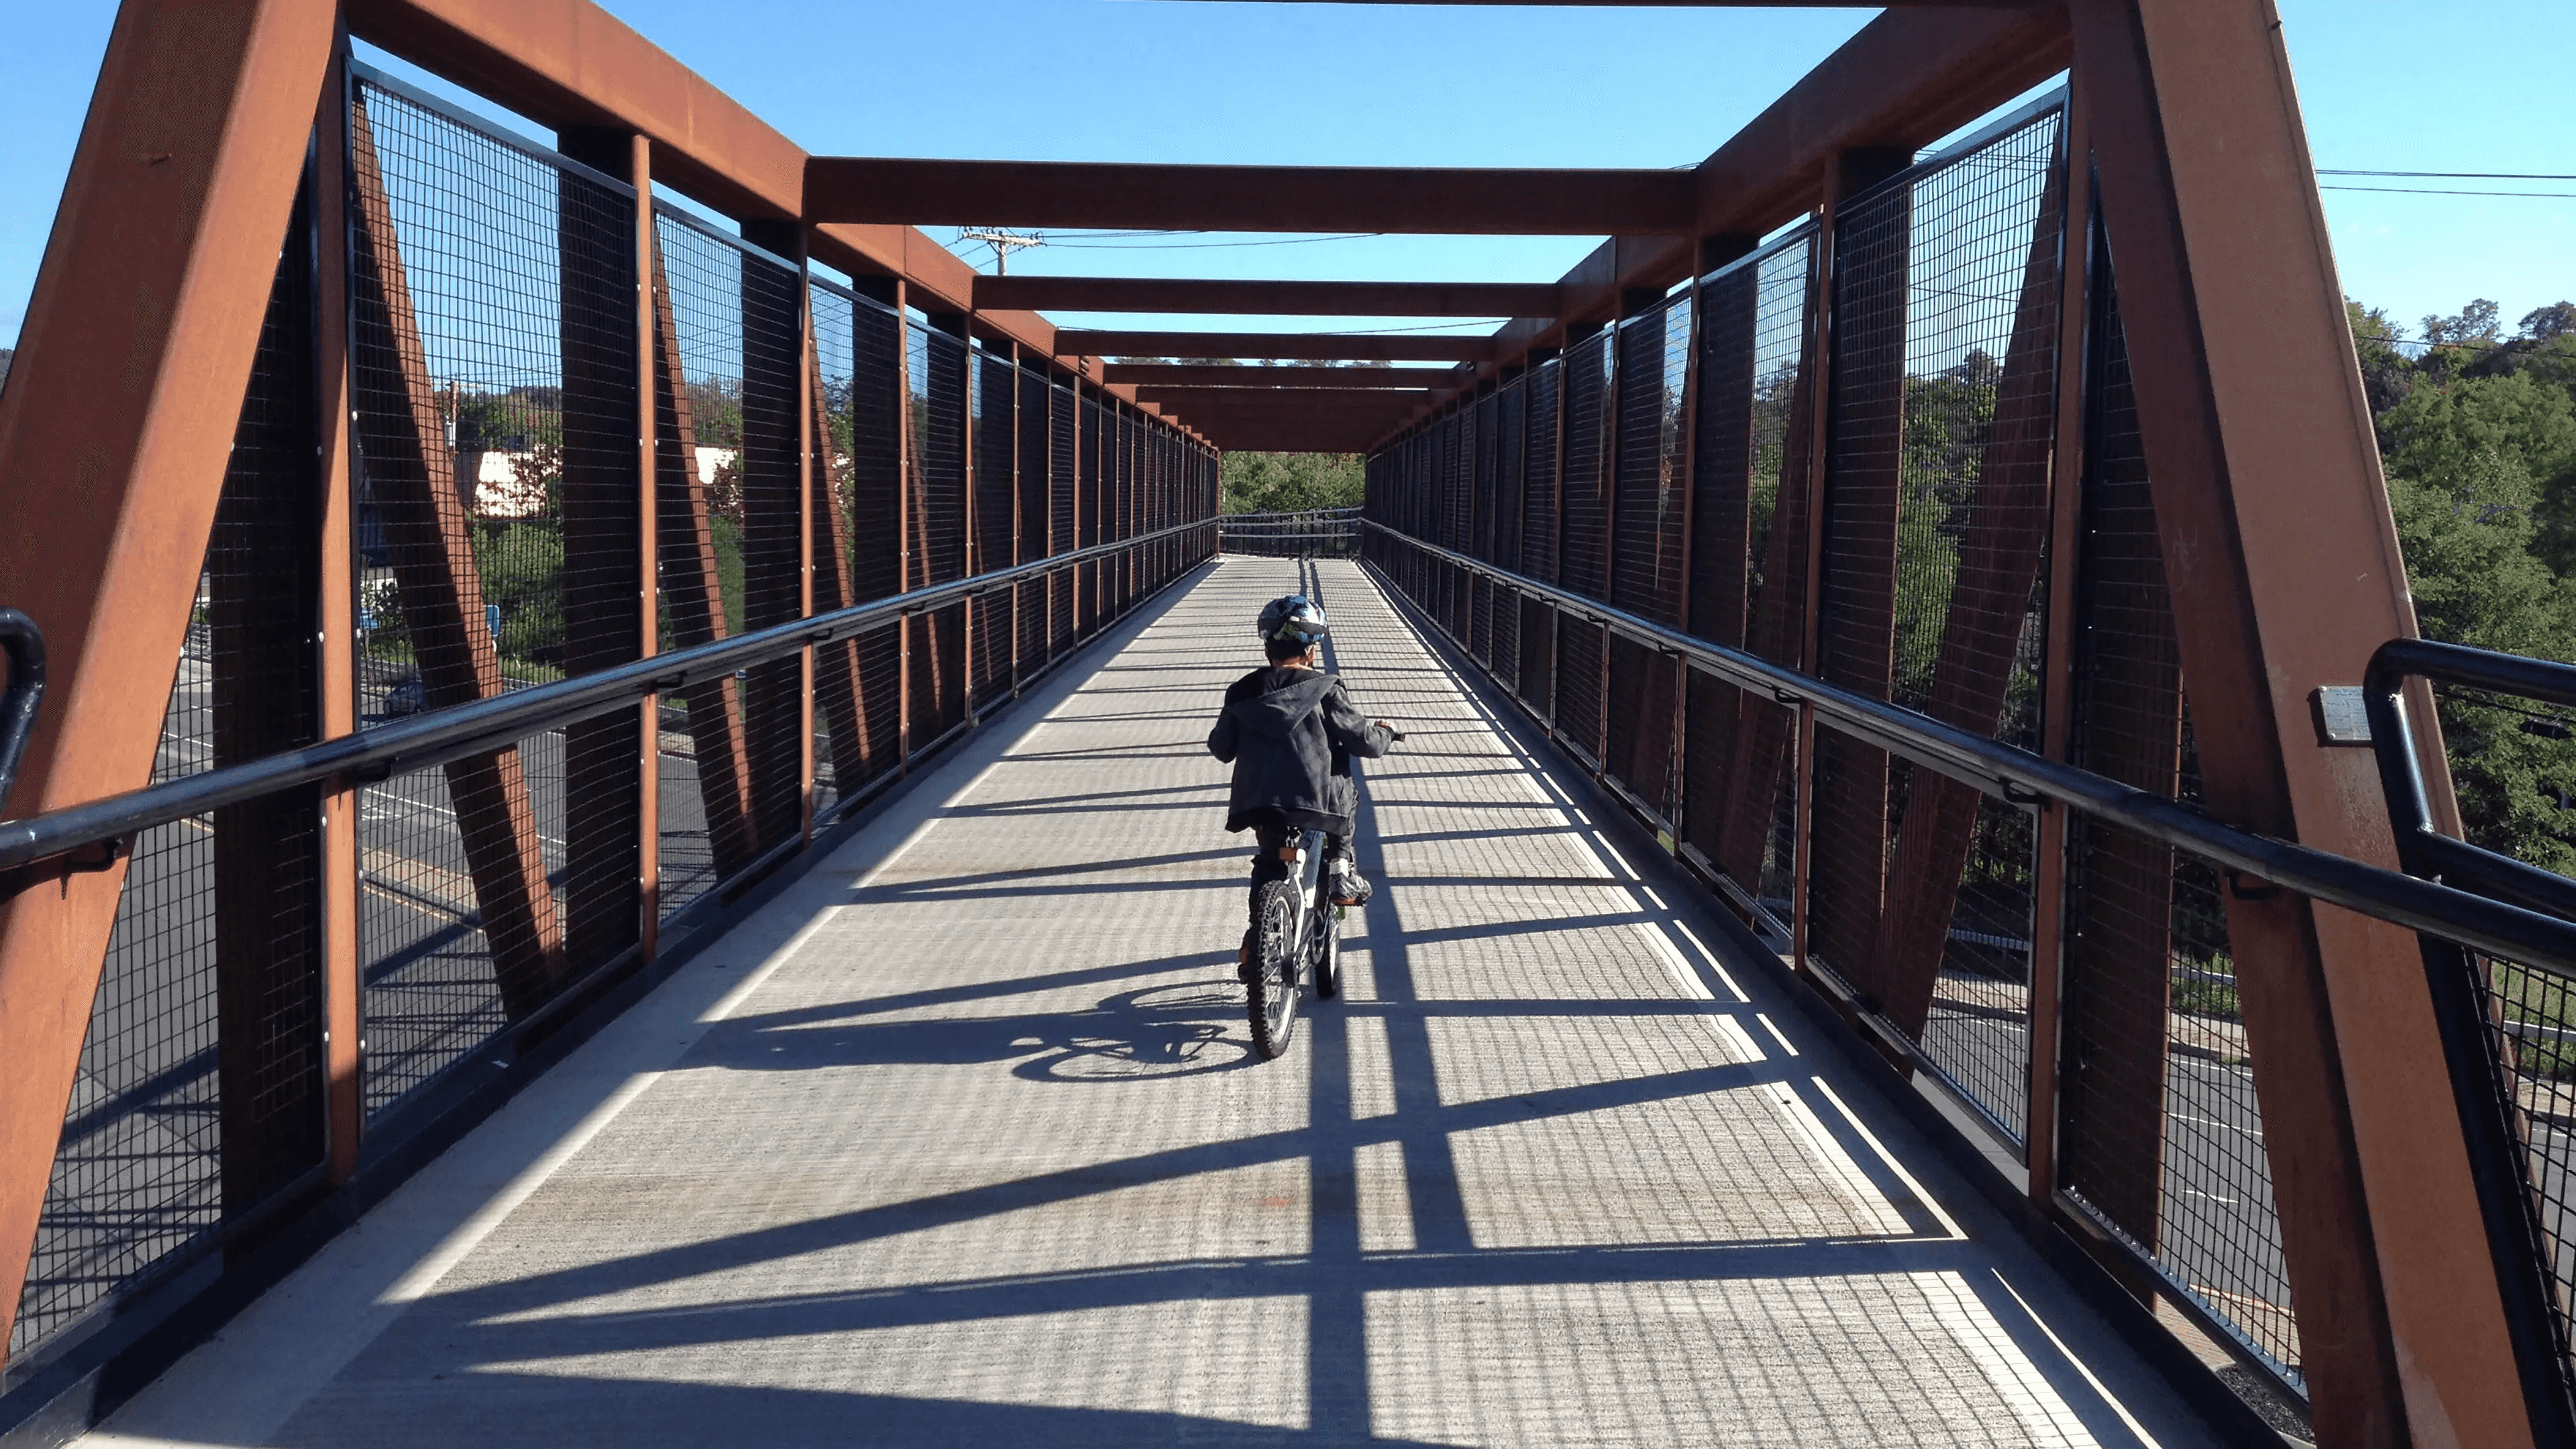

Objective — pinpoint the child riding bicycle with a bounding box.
[1206,594,1398,977]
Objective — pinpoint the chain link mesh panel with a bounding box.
[2058,239,2300,1389]
[347,78,637,1117]
[1680,229,1815,929]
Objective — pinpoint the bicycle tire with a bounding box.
[1313,896,1342,999]
[1248,879,1303,1059]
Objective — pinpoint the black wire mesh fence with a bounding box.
[5,59,1220,1390]
[1520,360,1562,718]
[1049,382,1078,653]
[910,324,969,742]
[1680,227,1815,930]
[1868,108,2065,1142]
[1491,378,1527,694]
[972,345,1016,710]
[1556,333,1614,765]
[348,74,637,1120]
[809,282,856,817]
[839,283,906,792]
[1605,293,1694,822]
[1015,362,1049,681]
[2055,234,2300,1388]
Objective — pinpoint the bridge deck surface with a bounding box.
[89,558,2218,1447]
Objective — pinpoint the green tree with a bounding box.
[2380,371,2576,569]
[2390,447,2576,873]
[1222,451,1364,514]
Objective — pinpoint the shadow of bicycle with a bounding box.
[694,982,1260,1081]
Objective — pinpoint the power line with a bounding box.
[2318,169,2576,180]
[1042,232,1389,251]
[2322,184,2576,199]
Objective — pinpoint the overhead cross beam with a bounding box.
[805,160,1697,235]
[1104,364,1456,388]
[1061,329,1501,362]
[975,274,1555,317]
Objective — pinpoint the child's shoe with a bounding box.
[1326,861,1373,908]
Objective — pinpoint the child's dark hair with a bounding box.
[1265,637,1316,664]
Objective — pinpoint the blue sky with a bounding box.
[1,0,2567,351]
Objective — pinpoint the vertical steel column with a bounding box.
[556,124,651,975]
[315,31,362,1183]
[798,268,816,843]
[629,140,659,956]
[209,148,328,1228]
[957,325,979,724]
[2029,92,2094,1208]
[893,280,914,766]
[1791,165,1850,982]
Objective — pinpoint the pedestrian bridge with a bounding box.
[78,559,2212,1447]
[8,1,2576,1446]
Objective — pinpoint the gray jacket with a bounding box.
[1207,666,1395,835]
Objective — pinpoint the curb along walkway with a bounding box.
[88,557,2217,1448]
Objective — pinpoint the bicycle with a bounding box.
[1244,731,1401,1061]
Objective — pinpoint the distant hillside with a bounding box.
[0,349,11,392]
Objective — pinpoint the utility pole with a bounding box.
[959,227,1042,276]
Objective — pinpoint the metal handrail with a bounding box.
[1364,520,2576,976]
[0,610,44,818]
[2362,635,2576,1447]
[0,521,1214,874]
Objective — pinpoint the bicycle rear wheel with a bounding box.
[1248,879,1302,1059]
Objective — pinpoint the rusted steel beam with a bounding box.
[348,95,567,1020]
[2074,0,2521,1439]
[2027,83,2093,1211]
[975,276,1557,319]
[315,31,366,1185]
[1199,432,1388,455]
[1067,331,1499,364]
[1150,398,1424,424]
[1104,364,1456,389]
[0,0,340,1360]
[807,159,1695,235]
[647,240,761,878]
[1136,388,1432,411]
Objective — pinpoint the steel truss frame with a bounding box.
[0,1,2546,1445]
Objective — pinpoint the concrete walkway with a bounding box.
[89,558,2218,1447]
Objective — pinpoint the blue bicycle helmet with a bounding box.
[1256,594,1329,649]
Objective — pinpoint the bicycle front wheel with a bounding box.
[1248,879,1303,1059]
